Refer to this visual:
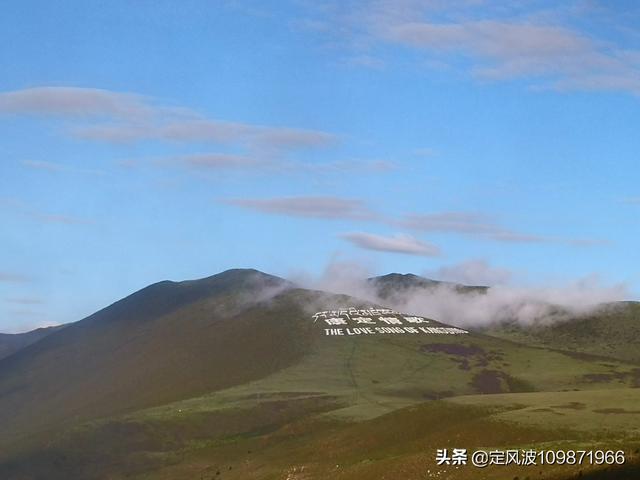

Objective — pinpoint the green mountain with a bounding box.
[1,269,638,480]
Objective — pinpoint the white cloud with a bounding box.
[341,231,441,256]
[222,198,605,248]
[400,211,547,243]
[0,87,152,119]
[72,120,337,150]
[383,19,640,94]
[0,87,337,153]
[224,196,377,220]
[302,1,640,95]
[391,275,629,327]
[168,153,261,170]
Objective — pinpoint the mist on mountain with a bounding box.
[294,260,629,327]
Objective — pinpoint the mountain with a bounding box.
[0,325,65,361]
[0,269,293,453]
[1,269,639,480]
[484,301,640,364]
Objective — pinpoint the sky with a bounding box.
[1,0,639,332]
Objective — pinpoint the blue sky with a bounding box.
[1,0,639,332]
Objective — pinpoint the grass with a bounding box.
[126,326,640,424]
[448,388,640,435]
[35,392,636,480]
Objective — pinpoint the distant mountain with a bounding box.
[484,301,640,364]
[0,325,65,361]
[367,272,488,301]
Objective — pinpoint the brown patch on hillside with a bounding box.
[420,343,505,371]
[593,408,640,414]
[420,343,485,357]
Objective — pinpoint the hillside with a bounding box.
[1,269,639,479]
[484,301,640,364]
[0,269,294,454]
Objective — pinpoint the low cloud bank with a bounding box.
[293,260,629,328]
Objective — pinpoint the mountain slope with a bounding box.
[0,269,294,454]
[483,301,640,364]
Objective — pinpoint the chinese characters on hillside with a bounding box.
[312,308,468,336]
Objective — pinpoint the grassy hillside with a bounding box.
[484,302,640,364]
[2,388,638,480]
[1,269,638,479]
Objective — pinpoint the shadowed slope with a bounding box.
[0,269,294,454]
